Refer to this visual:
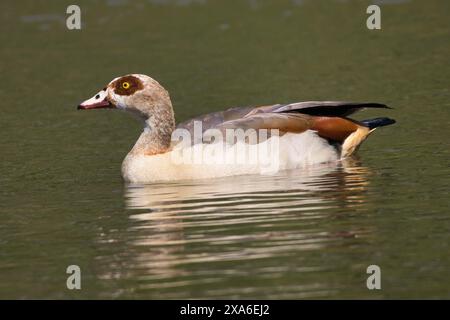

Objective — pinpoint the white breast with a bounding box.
[122,130,339,183]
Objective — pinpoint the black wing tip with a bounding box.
[361,117,396,129]
[276,101,393,117]
[359,102,391,109]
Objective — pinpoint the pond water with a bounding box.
[0,0,449,299]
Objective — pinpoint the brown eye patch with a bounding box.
[112,75,144,96]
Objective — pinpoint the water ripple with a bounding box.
[95,160,373,298]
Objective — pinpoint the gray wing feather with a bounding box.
[176,101,389,135]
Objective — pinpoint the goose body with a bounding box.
[78,74,395,183]
[121,131,339,182]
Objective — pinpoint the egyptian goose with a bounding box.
[78,74,395,183]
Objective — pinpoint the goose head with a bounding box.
[78,74,174,123]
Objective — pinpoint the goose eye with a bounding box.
[122,82,130,89]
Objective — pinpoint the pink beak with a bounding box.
[77,89,113,110]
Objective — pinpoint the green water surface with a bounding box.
[0,0,449,299]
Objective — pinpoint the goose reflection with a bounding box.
[115,159,372,295]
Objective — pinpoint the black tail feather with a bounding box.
[361,117,396,129]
